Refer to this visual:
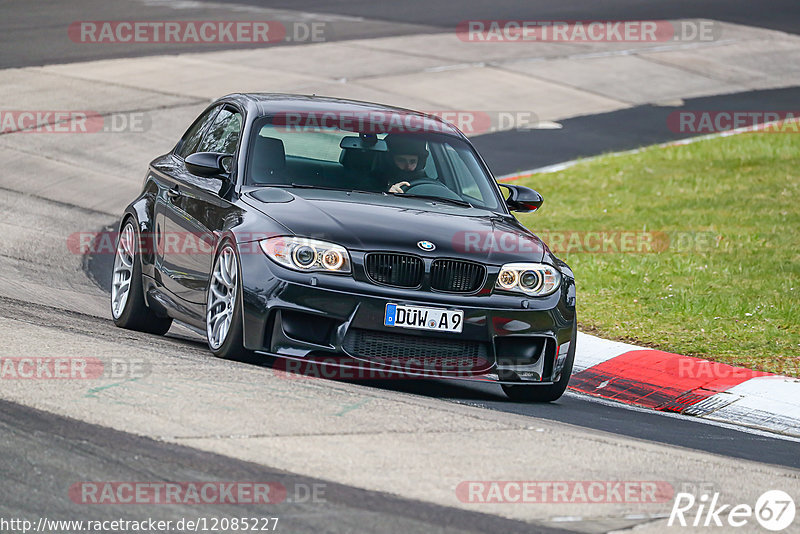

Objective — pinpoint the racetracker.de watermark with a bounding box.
[667,111,800,134]
[0,111,150,134]
[270,110,543,135]
[655,358,799,381]
[70,482,285,505]
[453,230,723,254]
[70,230,725,257]
[456,481,674,503]
[457,20,719,43]
[67,231,280,256]
[68,482,326,505]
[68,21,328,44]
[0,357,149,380]
[272,356,491,380]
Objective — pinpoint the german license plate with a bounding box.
[384,303,464,333]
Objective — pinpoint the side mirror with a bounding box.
[185,152,232,177]
[499,183,543,213]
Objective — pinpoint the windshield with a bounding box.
[245,118,503,211]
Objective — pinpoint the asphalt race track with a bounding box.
[4,0,798,68]
[236,0,800,36]
[1,398,561,534]
[83,89,800,469]
[2,1,799,532]
[473,86,800,176]
[81,239,800,471]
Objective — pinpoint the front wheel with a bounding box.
[501,319,577,402]
[111,220,172,335]
[206,241,257,363]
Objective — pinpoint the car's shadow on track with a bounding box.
[160,330,524,404]
[92,302,800,470]
[342,378,507,402]
[155,313,513,404]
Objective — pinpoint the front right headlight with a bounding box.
[259,236,351,274]
[495,262,561,296]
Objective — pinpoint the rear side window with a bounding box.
[177,106,220,158]
[197,108,243,155]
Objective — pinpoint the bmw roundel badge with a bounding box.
[417,240,436,251]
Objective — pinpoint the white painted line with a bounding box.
[725,375,800,401]
[694,376,800,437]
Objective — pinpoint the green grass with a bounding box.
[513,132,800,376]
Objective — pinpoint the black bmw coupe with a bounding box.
[111,94,577,401]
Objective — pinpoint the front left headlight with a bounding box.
[259,236,351,273]
[496,262,561,296]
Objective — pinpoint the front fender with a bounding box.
[121,178,159,278]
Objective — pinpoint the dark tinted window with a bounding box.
[177,106,220,158]
[246,121,502,211]
[197,108,243,155]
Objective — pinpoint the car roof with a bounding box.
[220,93,463,138]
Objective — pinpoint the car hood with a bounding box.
[243,189,546,264]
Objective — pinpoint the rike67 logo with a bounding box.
[669,490,796,531]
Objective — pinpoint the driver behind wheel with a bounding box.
[381,134,429,193]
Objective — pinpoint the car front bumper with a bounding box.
[239,247,576,385]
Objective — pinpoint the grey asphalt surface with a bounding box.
[242,0,800,36]
[75,0,800,476]
[0,397,570,534]
[3,0,799,531]
[472,86,800,176]
[84,242,800,471]
[0,0,434,68]
[353,380,800,470]
[4,0,798,68]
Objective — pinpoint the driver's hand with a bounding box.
[388,181,410,194]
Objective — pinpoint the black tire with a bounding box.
[501,318,577,402]
[206,240,258,363]
[111,219,173,335]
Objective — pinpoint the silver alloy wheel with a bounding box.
[207,245,238,350]
[111,223,135,319]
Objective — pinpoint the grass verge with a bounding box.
[514,131,800,376]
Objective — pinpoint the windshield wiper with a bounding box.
[281,184,474,207]
[286,183,377,195]
[390,192,473,208]
[288,183,348,191]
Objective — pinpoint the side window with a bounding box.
[196,108,243,155]
[442,143,498,209]
[444,144,481,198]
[177,106,220,158]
